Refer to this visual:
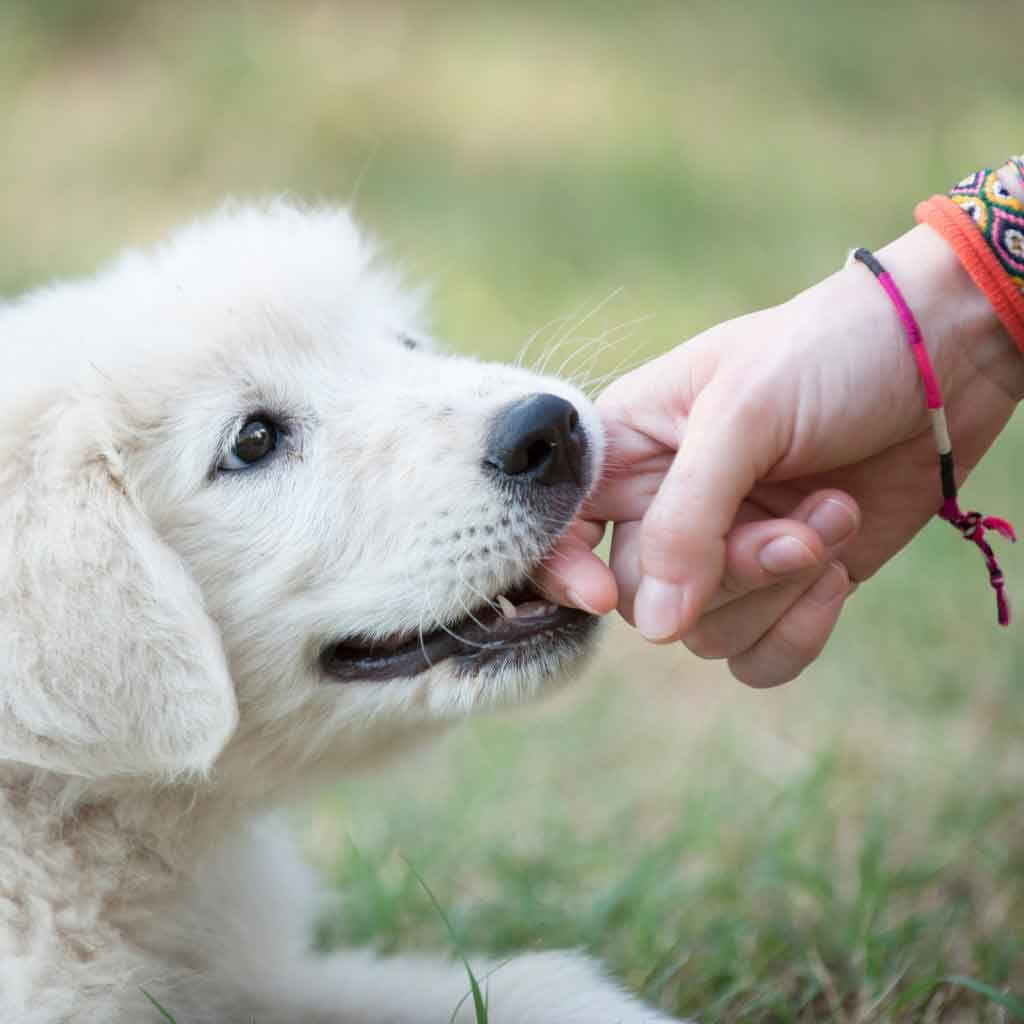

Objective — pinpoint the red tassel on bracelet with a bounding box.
[851,247,1015,626]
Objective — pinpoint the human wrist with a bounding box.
[774,223,1020,471]
[875,223,1024,405]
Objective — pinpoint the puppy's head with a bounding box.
[0,202,603,784]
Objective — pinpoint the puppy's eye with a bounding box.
[221,418,279,471]
[399,333,420,351]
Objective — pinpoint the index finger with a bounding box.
[633,386,780,641]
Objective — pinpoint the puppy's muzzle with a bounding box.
[319,392,599,685]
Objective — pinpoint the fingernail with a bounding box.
[634,577,686,640]
[759,536,818,575]
[806,498,857,548]
[807,562,847,605]
[566,589,602,616]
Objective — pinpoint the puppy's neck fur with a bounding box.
[0,766,243,885]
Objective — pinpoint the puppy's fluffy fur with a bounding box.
[0,203,681,1023]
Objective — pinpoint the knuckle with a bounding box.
[682,626,729,661]
[713,378,775,433]
[773,616,829,668]
[731,390,771,429]
[643,505,692,547]
[730,615,831,689]
[717,568,751,599]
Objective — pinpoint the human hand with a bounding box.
[541,225,1023,685]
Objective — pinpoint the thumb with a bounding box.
[634,386,781,642]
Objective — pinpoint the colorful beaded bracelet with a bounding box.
[849,247,1016,626]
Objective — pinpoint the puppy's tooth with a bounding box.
[515,600,552,618]
[496,595,517,619]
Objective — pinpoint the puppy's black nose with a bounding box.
[486,393,585,486]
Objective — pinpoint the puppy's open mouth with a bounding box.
[320,581,596,683]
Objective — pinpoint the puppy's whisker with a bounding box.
[567,330,650,390]
[533,288,623,376]
[553,333,622,382]
[514,512,595,532]
[577,349,648,387]
[553,314,653,381]
[574,353,650,397]
[453,558,496,629]
[524,565,578,602]
[420,580,504,652]
[347,137,382,209]
[547,288,624,357]
[467,545,576,604]
[551,320,626,365]
[416,588,496,652]
[531,332,578,380]
[483,548,584,592]
[537,548,575,566]
[530,318,592,379]
[572,319,654,384]
[513,314,574,370]
[415,595,434,670]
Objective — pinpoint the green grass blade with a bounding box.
[944,975,1024,1018]
[140,988,178,1024]
[403,858,488,1024]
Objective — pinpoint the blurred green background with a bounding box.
[2,3,1021,1020]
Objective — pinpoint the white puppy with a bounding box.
[0,202,682,1023]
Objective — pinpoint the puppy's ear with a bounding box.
[0,401,238,779]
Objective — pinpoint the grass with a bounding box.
[307,633,1024,1021]
[3,2,1023,1020]
[405,859,490,1024]
[141,988,179,1024]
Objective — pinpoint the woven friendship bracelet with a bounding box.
[915,155,1024,353]
[849,247,1016,626]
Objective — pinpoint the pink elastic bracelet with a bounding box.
[851,247,1016,626]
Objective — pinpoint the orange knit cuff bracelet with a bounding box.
[914,193,1024,354]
